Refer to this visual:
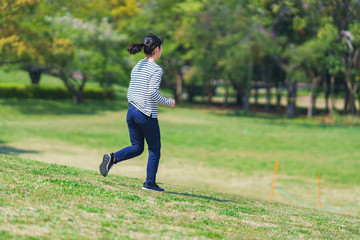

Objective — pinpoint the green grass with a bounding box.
[0,96,360,217]
[0,67,64,86]
[1,68,360,219]
[0,67,102,88]
[1,154,359,239]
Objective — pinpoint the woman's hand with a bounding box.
[169,98,176,108]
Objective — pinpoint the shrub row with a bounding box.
[0,83,115,100]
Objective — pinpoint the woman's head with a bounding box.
[127,33,163,56]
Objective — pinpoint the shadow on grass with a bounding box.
[0,144,40,155]
[194,101,360,128]
[165,191,238,204]
[213,108,360,129]
[0,98,129,115]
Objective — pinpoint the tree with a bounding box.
[123,0,204,104]
[249,0,320,118]
[179,0,252,106]
[336,26,360,115]
[251,27,282,112]
[316,0,360,115]
[181,2,223,104]
[46,14,128,102]
[221,30,254,109]
[289,23,337,117]
[0,0,55,84]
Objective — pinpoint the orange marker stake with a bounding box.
[318,173,322,209]
[270,161,279,202]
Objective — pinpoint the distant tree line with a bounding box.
[1,0,360,117]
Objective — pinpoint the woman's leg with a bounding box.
[114,106,144,162]
[140,118,161,184]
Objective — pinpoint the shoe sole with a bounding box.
[142,187,164,192]
[100,154,111,177]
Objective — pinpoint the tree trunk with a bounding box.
[224,80,230,106]
[323,77,329,114]
[329,75,335,118]
[261,60,273,112]
[233,83,244,107]
[286,81,297,118]
[341,44,359,115]
[244,62,253,112]
[260,63,266,110]
[276,81,282,111]
[344,83,349,113]
[60,71,87,103]
[265,83,271,112]
[307,90,314,118]
[73,91,84,103]
[175,71,183,104]
[207,80,213,105]
[344,67,357,115]
[307,72,321,118]
[201,81,206,103]
[99,70,105,87]
[78,75,88,103]
[254,82,259,108]
[186,84,195,103]
[313,88,320,116]
[28,70,42,84]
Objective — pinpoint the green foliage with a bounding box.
[2,0,360,113]
[0,0,57,69]
[0,83,115,100]
[46,14,129,84]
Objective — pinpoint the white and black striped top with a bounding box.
[127,60,172,118]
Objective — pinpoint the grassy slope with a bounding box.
[1,98,360,209]
[0,96,360,217]
[1,154,359,240]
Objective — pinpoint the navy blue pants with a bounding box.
[114,104,161,184]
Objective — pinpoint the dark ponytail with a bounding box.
[127,33,163,55]
[127,43,145,55]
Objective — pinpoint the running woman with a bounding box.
[99,33,175,192]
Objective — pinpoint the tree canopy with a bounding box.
[1,0,360,116]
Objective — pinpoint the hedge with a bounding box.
[0,83,115,100]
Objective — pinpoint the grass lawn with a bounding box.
[0,67,64,86]
[1,154,359,239]
[0,67,102,88]
[1,67,360,219]
[0,96,359,218]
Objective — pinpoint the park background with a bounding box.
[1,0,360,238]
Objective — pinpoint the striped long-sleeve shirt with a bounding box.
[127,60,172,118]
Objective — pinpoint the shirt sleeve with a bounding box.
[148,68,172,106]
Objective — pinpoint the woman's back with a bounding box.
[127,60,170,118]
